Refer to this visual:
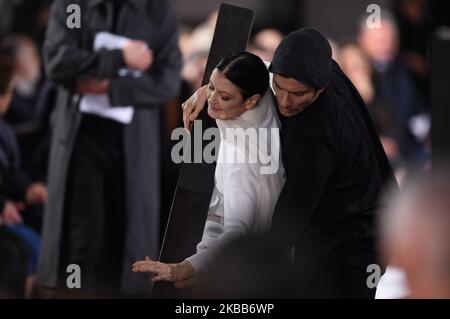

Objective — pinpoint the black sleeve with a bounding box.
[43,0,123,85]
[271,136,336,250]
[108,4,182,107]
[4,168,31,202]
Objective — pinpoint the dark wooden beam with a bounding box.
[152,3,254,298]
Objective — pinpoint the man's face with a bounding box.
[272,75,324,117]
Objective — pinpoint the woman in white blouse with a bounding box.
[132,52,284,287]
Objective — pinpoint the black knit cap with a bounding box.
[269,28,332,89]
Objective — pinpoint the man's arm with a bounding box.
[271,136,335,250]
[108,3,182,107]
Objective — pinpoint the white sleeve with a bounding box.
[187,163,259,272]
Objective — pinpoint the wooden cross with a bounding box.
[152,3,254,298]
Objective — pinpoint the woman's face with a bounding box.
[207,69,253,120]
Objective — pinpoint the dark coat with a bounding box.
[36,0,181,294]
[0,118,30,211]
[271,61,397,297]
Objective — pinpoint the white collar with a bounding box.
[216,89,276,135]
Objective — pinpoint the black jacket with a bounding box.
[271,61,396,295]
[0,118,30,211]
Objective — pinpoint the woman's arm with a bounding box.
[132,164,260,283]
[187,164,259,272]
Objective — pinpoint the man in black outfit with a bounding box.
[268,28,396,298]
[183,28,396,298]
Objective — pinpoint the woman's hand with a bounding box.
[132,257,195,283]
[182,85,208,130]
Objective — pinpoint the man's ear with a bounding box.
[308,86,326,105]
[317,86,326,95]
[312,86,326,102]
[245,94,261,110]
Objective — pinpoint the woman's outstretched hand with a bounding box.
[132,256,176,282]
[182,85,208,130]
[132,257,195,284]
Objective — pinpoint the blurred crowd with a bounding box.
[0,0,448,298]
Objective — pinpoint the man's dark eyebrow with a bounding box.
[273,79,308,94]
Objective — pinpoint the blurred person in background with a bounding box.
[358,13,430,164]
[249,28,284,62]
[0,0,23,38]
[37,0,181,298]
[1,35,54,211]
[394,0,434,102]
[180,10,218,96]
[1,44,45,298]
[381,166,450,298]
[339,43,403,170]
[1,35,43,126]
[1,0,53,45]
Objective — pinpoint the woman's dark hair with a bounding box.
[215,52,269,100]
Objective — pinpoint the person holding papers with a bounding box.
[36,0,181,297]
